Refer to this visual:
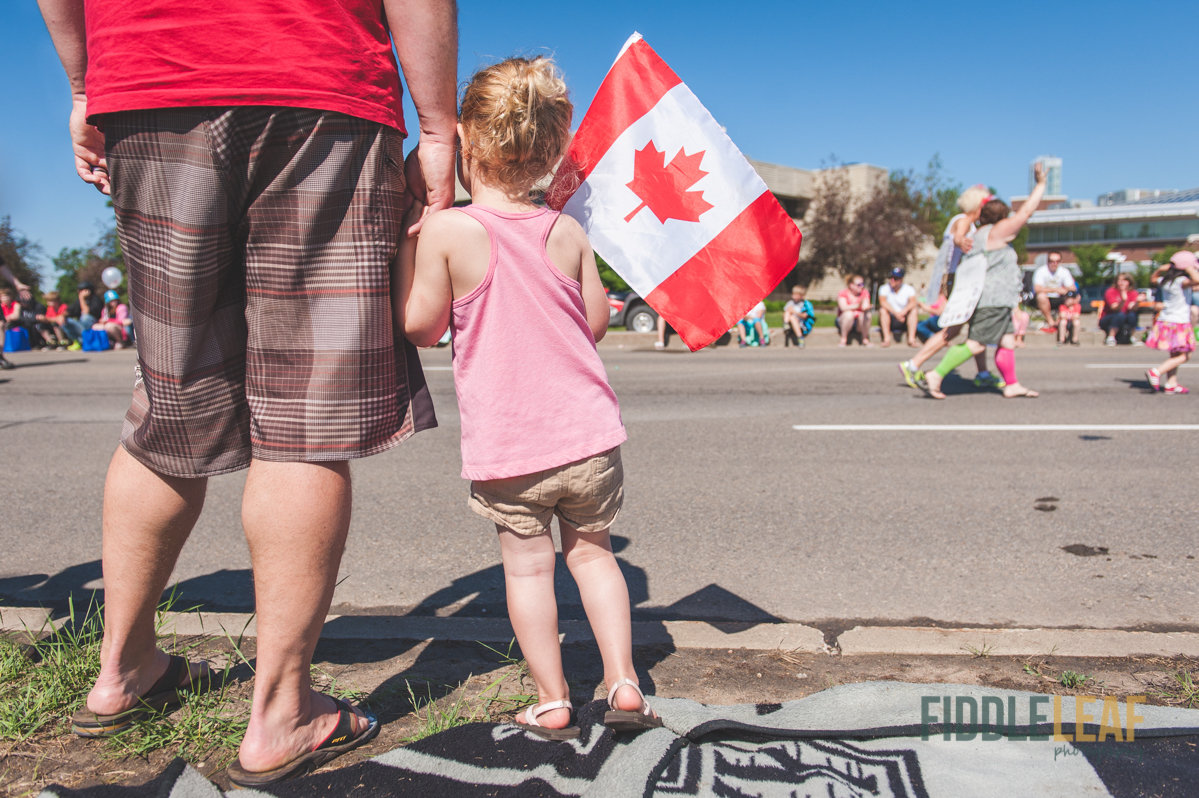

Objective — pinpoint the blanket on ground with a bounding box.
[39,682,1199,798]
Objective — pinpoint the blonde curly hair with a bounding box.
[459,56,573,193]
[957,185,992,213]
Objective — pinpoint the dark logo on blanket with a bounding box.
[658,738,927,798]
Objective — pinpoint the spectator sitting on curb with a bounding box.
[783,285,813,348]
[915,285,947,343]
[0,257,34,369]
[1057,291,1081,346]
[94,290,132,350]
[877,267,918,348]
[1032,251,1076,332]
[65,281,104,349]
[837,274,873,347]
[1101,272,1140,346]
[738,300,769,347]
[36,291,71,350]
[1,288,26,336]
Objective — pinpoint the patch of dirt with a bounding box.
[2,638,1194,796]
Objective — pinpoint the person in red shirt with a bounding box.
[35,291,71,349]
[1100,272,1141,346]
[38,0,457,785]
[1057,291,1082,346]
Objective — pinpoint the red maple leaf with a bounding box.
[624,142,714,224]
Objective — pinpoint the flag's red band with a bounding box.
[546,38,682,210]
[647,192,803,351]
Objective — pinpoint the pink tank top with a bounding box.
[450,205,626,480]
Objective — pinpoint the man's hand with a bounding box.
[71,94,110,195]
[1034,161,1047,186]
[409,137,455,236]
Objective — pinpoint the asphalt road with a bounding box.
[2,338,1196,634]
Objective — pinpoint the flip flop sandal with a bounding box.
[226,697,380,788]
[72,655,215,738]
[512,699,580,741]
[603,678,664,732]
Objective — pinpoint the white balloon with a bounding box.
[101,267,124,289]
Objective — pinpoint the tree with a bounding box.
[0,216,45,297]
[1070,244,1113,287]
[798,159,926,290]
[1149,245,1182,267]
[795,163,855,287]
[852,181,925,288]
[54,218,124,300]
[887,154,962,239]
[1011,227,1029,265]
[595,254,630,292]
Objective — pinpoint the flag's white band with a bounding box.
[563,83,769,298]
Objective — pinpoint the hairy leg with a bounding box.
[879,307,893,345]
[87,447,208,716]
[236,460,369,772]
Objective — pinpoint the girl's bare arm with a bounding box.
[392,201,453,347]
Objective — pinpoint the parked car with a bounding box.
[607,290,659,333]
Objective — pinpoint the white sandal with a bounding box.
[513,699,580,740]
[604,678,664,732]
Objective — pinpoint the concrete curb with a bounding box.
[6,608,1198,657]
[837,626,1199,658]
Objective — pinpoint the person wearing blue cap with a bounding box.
[93,290,133,349]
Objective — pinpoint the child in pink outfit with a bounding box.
[393,56,661,739]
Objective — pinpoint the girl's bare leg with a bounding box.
[910,326,956,371]
[1160,353,1189,388]
[559,523,647,713]
[497,526,571,729]
[858,313,873,346]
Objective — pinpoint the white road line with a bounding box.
[1086,364,1198,369]
[791,424,1199,432]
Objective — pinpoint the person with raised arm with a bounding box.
[921,163,1049,400]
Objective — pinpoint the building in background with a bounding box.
[1025,187,1199,265]
[1030,156,1062,196]
[1097,188,1175,206]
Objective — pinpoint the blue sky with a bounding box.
[3,0,1196,276]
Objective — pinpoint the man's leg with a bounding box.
[236,459,369,771]
[1036,293,1054,327]
[879,307,894,345]
[905,309,919,346]
[86,447,208,715]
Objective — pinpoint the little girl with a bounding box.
[394,56,661,739]
[1146,251,1199,394]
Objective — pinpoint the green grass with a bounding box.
[1059,671,1091,689]
[0,597,104,743]
[400,640,535,744]
[1154,668,1198,708]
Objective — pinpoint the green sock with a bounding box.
[934,344,975,378]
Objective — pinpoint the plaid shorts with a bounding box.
[106,107,436,477]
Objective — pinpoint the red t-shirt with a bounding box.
[85,1,406,133]
[45,303,68,319]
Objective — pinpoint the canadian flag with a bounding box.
[547,33,802,351]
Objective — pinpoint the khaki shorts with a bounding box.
[468,447,624,536]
